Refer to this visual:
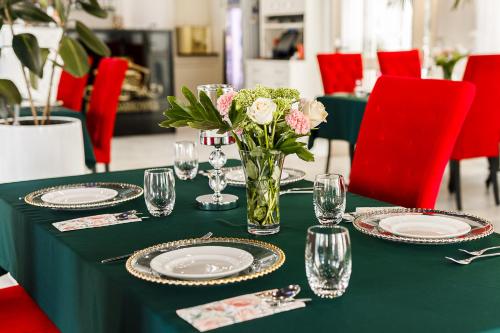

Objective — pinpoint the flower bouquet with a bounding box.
[161,85,327,234]
[434,48,467,80]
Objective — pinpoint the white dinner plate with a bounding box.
[41,187,119,205]
[149,246,254,280]
[225,169,289,183]
[378,215,471,239]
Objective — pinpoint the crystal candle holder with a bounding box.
[195,84,239,211]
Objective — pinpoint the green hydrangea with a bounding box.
[271,87,300,100]
[273,97,295,114]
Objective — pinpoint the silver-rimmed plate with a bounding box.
[25,182,143,210]
[126,237,285,286]
[353,208,493,245]
[223,166,306,187]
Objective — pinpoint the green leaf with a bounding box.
[75,20,110,56]
[79,0,108,18]
[0,79,22,105]
[245,160,258,180]
[59,36,89,77]
[54,0,65,23]
[30,47,50,84]
[11,2,55,23]
[12,33,43,77]
[296,148,315,162]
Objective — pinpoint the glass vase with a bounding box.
[240,149,285,235]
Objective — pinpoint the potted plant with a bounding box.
[161,85,327,235]
[0,0,110,183]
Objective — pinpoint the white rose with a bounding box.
[301,100,327,127]
[247,98,276,125]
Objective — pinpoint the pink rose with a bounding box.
[286,109,311,135]
[216,91,237,121]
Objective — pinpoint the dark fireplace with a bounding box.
[82,29,175,136]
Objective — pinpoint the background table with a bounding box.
[20,107,96,169]
[1,161,500,333]
[309,94,368,171]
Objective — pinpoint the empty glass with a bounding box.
[174,141,198,180]
[144,168,175,217]
[305,225,352,298]
[313,174,346,224]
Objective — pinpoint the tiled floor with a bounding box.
[109,128,500,232]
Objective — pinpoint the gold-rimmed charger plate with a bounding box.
[353,208,494,245]
[24,182,143,210]
[126,237,286,286]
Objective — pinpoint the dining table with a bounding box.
[1,160,500,333]
[20,106,97,170]
[309,94,368,171]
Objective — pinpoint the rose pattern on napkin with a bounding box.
[177,293,305,332]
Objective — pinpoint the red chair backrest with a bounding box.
[86,57,128,164]
[451,55,500,160]
[56,70,89,112]
[349,76,475,208]
[317,53,363,94]
[377,49,421,78]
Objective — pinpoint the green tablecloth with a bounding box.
[1,161,500,333]
[20,107,96,169]
[309,94,368,147]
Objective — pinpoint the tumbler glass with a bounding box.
[305,225,352,298]
[174,141,198,180]
[313,174,346,224]
[144,168,175,217]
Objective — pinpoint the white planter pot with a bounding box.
[0,116,86,183]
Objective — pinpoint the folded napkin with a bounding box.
[355,206,402,214]
[52,213,142,232]
[177,291,306,332]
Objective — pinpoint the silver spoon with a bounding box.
[271,284,301,302]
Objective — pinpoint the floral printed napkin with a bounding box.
[177,292,306,332]
[52,213,142,232]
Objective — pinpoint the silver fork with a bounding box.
[100,232,213,264]
[458,245,500,256]
[446,252,500,265]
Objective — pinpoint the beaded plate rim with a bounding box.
[353,208,494,245]
[126,237,286,286]
[24,182,143,210]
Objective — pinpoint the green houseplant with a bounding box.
[0,0,110,124]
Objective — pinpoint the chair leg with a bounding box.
[488,157,500,205]
[448,166,456,193]
[450,160,462,210]
[325,140,332,173]
[105,164,110,173]
[91,165,97,173]
[349,143,355,166]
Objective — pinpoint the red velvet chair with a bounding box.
[0,285,59,332]
[317,53,363,94]
[349,76,475,209]
[86,57,128,172]
[377,49,421,78]
[56,58,93,112]
[449,55,500,210]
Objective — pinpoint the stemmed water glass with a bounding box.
[313,174,346,224]
[305,225,352,298]
[174,141,199,180]
[144,168,175,217]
